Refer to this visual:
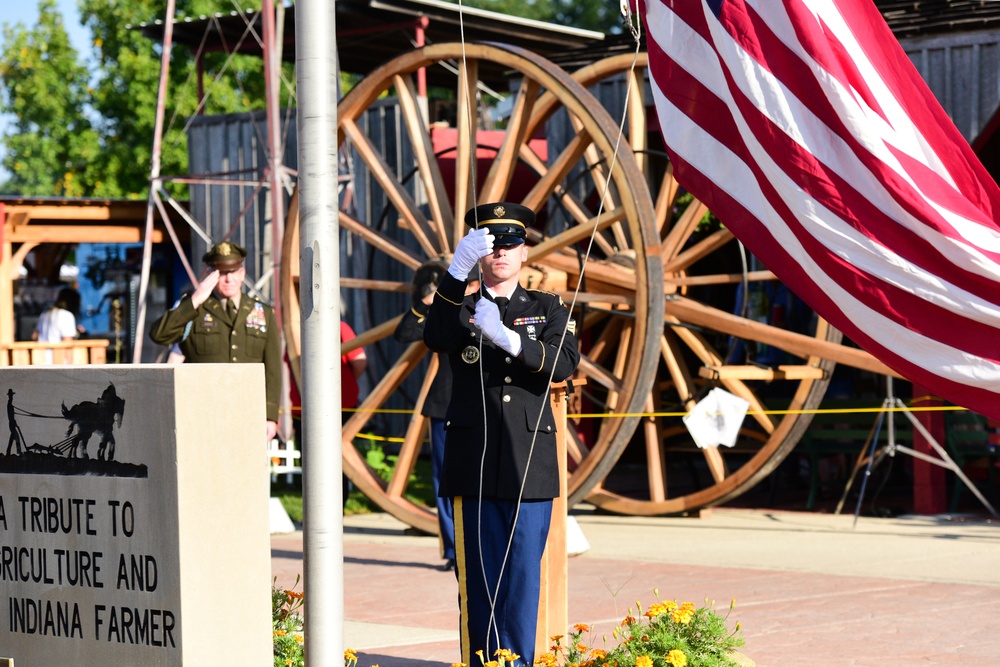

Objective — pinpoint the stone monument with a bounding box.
[0,364,271,665]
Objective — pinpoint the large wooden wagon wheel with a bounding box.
[281,43,664,533]
[543,52,895,514]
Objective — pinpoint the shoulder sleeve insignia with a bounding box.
[567,319,577,335]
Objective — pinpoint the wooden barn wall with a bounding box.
[900,29,1000,143]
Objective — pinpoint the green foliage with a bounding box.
[538,593,746,667]
[0,0,100,195]
[1,0,295,197]
[272,575,305,667]
[455,0,623,34]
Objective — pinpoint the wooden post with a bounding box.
[912,386,947,514]
[536,379,584,659]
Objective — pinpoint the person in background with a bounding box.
[34,287,78,344]
[149,241,281,440]
[393,261,479,571]
[340,321,368,416]
[423,202,580,667]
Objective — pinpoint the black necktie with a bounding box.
[494,297,509,321]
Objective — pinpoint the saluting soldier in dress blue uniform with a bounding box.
[149,241,281,441]
[423,202,580,667]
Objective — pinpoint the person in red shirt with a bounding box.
[340,321,368,411]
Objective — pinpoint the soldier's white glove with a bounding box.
[448,228,494,281]
[474,299,522,356]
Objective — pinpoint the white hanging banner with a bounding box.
[683,387,750,449]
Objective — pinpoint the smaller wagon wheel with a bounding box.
[545,52,896,514]
[281,43,664,533]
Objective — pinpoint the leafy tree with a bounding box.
[457,0,624,34]
[1,0,289,198]
[0,0,99,196]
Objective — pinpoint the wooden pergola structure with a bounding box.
[0,197,185,361]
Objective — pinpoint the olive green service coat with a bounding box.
[423,273,580,500]
[150,294,281,422]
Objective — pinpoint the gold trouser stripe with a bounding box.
[454,497,471,665]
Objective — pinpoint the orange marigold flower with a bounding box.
[274,630,287,637]
[635,655,653,667]
[485,661,499,667]
[591,649,607,660]
[665,649,688,667]
[574,623,590,633]
[535,654,558,667]
[551,635,565,642]
[576,643,588,653]
[620,615,636,627]
[285,590,305,599]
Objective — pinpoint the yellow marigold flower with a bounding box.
[274,630,287,637]
[671,608,695,625]
[635,655,654,667]
[495,649,519,663]
[451,663,467,667]
[286,660,292,666]
[535,654,557,667]
[665,649,688,667]
[591,649,607,660]
[680,601,696,611]
[574,623,590,633]
[476,650,485,664]
[551,635,565,642]
[345,648,358,662]
[485,661,499,667]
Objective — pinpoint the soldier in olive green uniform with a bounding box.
[150,242,281,440]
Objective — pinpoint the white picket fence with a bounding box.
[267,439,302,484]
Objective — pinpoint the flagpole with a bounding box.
[295,1,344,665]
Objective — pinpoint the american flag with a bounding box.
[641,0,1000,419]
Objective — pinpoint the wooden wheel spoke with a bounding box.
[339,210,424,270]
[664,296,895,375]
[386,352,439,499]
[661,199,709,260]
[669,319,776,433]
[454,58,479,243]
[654,164,680,236]
[479,77,541,202]
[519,132,592,212]
[340,277,410,293]
[669,269,776,288]
[663,227,734,274]
[342,119,441,257]
[577,355,625,394]
[343,342,428,441]
[393,73,454,249]
[527,207,627,263]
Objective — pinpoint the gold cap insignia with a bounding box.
[493,205,506,218]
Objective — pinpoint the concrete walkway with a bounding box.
[270,507,1000,667]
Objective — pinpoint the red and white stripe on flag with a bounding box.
[640,0,1000,419]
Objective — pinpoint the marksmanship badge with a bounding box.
[461,346,481,364]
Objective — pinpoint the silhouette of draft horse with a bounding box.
[62,383,126,461]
